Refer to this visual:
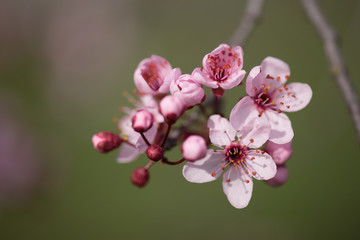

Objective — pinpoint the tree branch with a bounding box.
[229,0,265,46]
[302,0,360,143]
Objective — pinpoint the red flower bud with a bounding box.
[131,167,149,187]
[146,145,164,161]
[92,131,122,153]
[159,95,184,125]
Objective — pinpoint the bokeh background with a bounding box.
[1,0,359,239]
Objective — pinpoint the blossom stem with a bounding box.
[144,160,156,170]
[199,104,210,118]
[161,124,172,148]
[213,96,222,115]
[301,0,360,144]
[162,157,185,165]
[140,132,151,147]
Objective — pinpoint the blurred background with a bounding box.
[0,0,359,239]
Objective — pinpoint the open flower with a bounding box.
[234,57,312,144]
[134,55,181,95]
[183,112,276,209]
[192,43,246,95]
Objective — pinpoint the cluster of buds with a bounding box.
[92,44,312,208]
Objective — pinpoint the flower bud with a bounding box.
[263,141,292,165]
[266,165,288,187]
[131,109,154,133]
[146,145,164,161]
[92,131,122,153]
[159,95,184,125]
[131,167,149,187]
[170,74,205,108]
[181,135,207,161]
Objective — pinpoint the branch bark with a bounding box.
[302,0,360,143]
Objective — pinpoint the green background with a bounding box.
[1,0,359,239]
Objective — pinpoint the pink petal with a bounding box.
[158,68,181,94]
[192,68,218,88]
[222,167,253,209]
[260,57,290,85]
[208,114,236,146]
[245,66,261,97]
[218,69,246,89]
[265,110,294,144]
[230,96,270,148]
[278,83,312,112]
[135,123,157,152]
[117,144,139,163]
[182,152,224,183]
[246,151,277,180]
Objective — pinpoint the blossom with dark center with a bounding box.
[183,113,276,209]
[233,57,312,144]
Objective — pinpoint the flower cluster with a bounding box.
[92,43,312,209]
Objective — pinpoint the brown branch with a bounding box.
[302,0,360,144]
[229,0,265,46]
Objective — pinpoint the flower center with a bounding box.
[141,62,162,91]
[225,143,246,163]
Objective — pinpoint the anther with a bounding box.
[211,172,216,177]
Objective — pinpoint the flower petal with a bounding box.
[246,151,277,180]
[117,144,139,163]
[192,68,218,88]
[158,68,181,94]
[278,82,312,112]
[136,123,157,152]
[208,114,236,146]
[218,69,246,89]
[230,96,270,148]
[245,66,261,97]
[182,152,224,183]
[265,110,294,144]
[222,167,253,209]
[260,57,290,85]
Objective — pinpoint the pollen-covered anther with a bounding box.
[287,105,290,109]
[251,157,255,160]
[250,138,254,143]
[211,172,216,177]
[252,172,256,176]
[261,150,265,154]
[245,180,250,183]
[221,166,225,170]
[226,178,230,182]
[277,109,282,113]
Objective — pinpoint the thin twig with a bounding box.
[229,0,265,46]
[302,0,360,144]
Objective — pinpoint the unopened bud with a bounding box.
[131,167,149,187]
[146,145,164,161]
[131,109,154,133]
[266,165,288,187]
[159,95,184,125]
[92,131,122,153]
[181,135,207,161]
[263,141,292,165]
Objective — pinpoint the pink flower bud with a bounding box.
[266,165,288,187]
[146,145,164,161]
[181,135,207,161]
[263,141,293,165]
[131,167,149,187]
[92,131,122,153]
[159,95,184,125]
[170,74,205,108]
[131,110,154,133]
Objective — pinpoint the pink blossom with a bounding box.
[181,135,207,162]
[263,140,292,165]
[183,112,276,209]
[170,74,205,109]
[192,43,246,93]
[132,109,154,133]
[233,56,312,144]
[159,95,185,125]
[134,55,181,95]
